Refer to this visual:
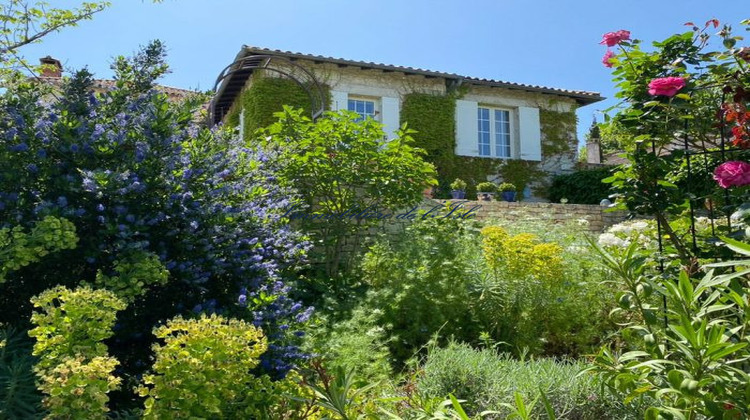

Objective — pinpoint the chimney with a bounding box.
[39,56,62,78]
[586,119,603,164]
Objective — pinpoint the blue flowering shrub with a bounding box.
[0,41,311,405]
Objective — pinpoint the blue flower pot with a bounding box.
[451,190,466,199]
[501,191,516,202]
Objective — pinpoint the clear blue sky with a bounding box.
[21,0,743,144]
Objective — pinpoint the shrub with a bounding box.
[260,107,436,276]
[28,286,126,418]
[91,250,169,303]
[37,355,121,420]
[449,178,467,191]
[303,304,392,384]
[0,216,78,283]
[548,167,615,204]
[476,223,614,356]
[476,181,497,192]
[498,182,516,192]
[0,42,310,380]
[589,238,750,418]
[28,286,126,369]
[139,314,271,418]
[417,341,643,419]
[360,217,481,364]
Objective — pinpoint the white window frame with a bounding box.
[477,106,514,159]
[347,96,380,122]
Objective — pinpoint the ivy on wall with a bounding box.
[400,92,504,198]
[540,109,577,157]
[225,74,330,139]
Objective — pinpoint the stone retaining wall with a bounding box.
[433,199,627,232]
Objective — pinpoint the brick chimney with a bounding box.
[39,56,62,78]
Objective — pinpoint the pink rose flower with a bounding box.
[713,161,750,188]
[600,30,631,47]
[648,77,686,97]
[602,50,616,68]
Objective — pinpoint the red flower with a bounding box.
[602,50,616,68]
[600,30,631,47]
[648,77,686,97]
[713,161,750,189]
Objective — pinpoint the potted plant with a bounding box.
[450,178,467,199]
[498,182,517,202]
[476,182,497,201]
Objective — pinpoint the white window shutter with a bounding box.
[330,90,348,112]
[455,99,478,156]
[518,106,542,161]
[380,96,400,140]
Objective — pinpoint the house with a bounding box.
[211,46,604,200]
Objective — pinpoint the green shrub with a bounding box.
[476,181,497,193]
[36,355,121,420]
[417,341,643,419]
[28,286,126,369]
[498,182,516,192]
[361,217,482,364]
[139,314,271,418]
[28,286,126,418]
[449,178,467,191]
[548,167,615,204]
[92,250,169,303]
[261,107,436,276]
[304,304,392,384]
[0,216,78,283]
[590,238,750,418]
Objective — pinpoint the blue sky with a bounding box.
[22,0,742,144]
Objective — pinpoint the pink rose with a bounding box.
[600,30,631,47]
[713,161,750,188]
[602,50,616,68]
[648,77,686,97]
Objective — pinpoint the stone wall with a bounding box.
[433,199,627,232]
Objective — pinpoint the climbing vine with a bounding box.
[540,109,577,157]
[224,73,330,139]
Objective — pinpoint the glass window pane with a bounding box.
[366,101,374,114]
[348,100,355,111]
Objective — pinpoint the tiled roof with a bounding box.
[243,46,603,100]
[212,45,604,123]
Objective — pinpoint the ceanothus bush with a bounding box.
[0,41,311,381]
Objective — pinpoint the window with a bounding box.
[477,107,511,158]
[348,98,376,122]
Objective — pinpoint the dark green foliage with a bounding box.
[548,167,616,204]
[0,326,42,419]
[233,75,330,139]
[540,109,577,157]
[400,93,500,198]
[400,93,456,195]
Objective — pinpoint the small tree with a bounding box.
[261,108,437,276]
